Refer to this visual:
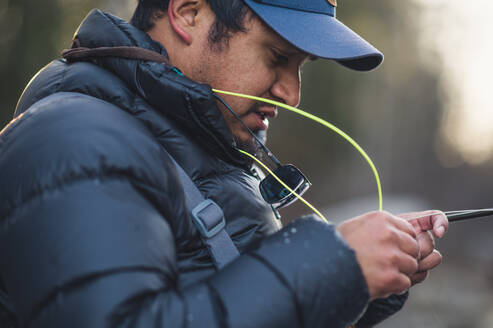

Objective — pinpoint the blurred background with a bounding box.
[1,0,492,326]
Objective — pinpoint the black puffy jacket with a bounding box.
[0,9,407,328]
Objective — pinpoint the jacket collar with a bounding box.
[73,9,246,166]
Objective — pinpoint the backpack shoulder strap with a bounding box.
[168,156,240,270]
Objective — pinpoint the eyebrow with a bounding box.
[268,32,313,62]
[276,43,312,62]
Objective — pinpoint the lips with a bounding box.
[253,112,269,130]
[257,105,278,119]
[252,105,277,130]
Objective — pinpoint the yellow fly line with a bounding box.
[213,88,384,214]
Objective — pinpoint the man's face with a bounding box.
[190,12,309,150]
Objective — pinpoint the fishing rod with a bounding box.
[445,209,493,223]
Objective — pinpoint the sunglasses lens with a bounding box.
[276,181,311,209]
[259,164,311,208]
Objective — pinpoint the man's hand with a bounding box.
[337,211,420,301]
[398,210,449,285]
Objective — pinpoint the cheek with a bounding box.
[215,65,275,106]
[228,50,276,91]
[237,65,276,98]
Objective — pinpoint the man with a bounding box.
[0,0,448,327]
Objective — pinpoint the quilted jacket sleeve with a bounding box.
[355,293,409,327]
[0,93,371,328]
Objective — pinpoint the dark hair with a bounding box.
[131,0,250,46]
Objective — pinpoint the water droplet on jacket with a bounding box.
[283,231,289,238]
[284,238,291,244]
[290,227,297,234]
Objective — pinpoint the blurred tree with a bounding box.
[1,0,62,128]
[0,0,134,130]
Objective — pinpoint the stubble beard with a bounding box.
[234,115,267,163]
[235,134,260,156]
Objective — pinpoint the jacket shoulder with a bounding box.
[15,59,132,117]
[0,92,178,219]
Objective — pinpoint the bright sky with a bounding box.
[416,0,493,165]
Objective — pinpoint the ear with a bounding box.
[168,0,202,45]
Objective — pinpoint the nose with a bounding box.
[270,67,301,108]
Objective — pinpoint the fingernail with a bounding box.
[436,226,445,238]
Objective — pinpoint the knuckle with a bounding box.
[389,250,400,265]
[383,269,399,285]
[380,210,393,218]
[368,210,382,217]
[370,211,392,222]
[391,273,411,292]
[383,249,402,268]
[382,228,397,242]
[366,210,381,218]
[369,211,388,224]
[401,276,412,290]
[383,211,396,222]
[389,272,400,284]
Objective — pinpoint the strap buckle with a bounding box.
[191,200,226,238]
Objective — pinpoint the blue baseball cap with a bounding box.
[243,0,384,71]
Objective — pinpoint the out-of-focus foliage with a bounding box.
[0,0,133,130]
[1,1,493,327]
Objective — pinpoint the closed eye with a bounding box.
[271,50,289,65]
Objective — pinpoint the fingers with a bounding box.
[397,228,420,259]
[380,271,412,297]
[416,231,435,259]
[410,271,429,285]
[388,214,417,239]
[343,211,442,299]
[418,249,442,272]
[391,273,412,295]
[410,250,442,286]
[394,252,419,276]
[431,212,449,238]
[399,210,449,238]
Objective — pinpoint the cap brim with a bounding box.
[244,0,384,71]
